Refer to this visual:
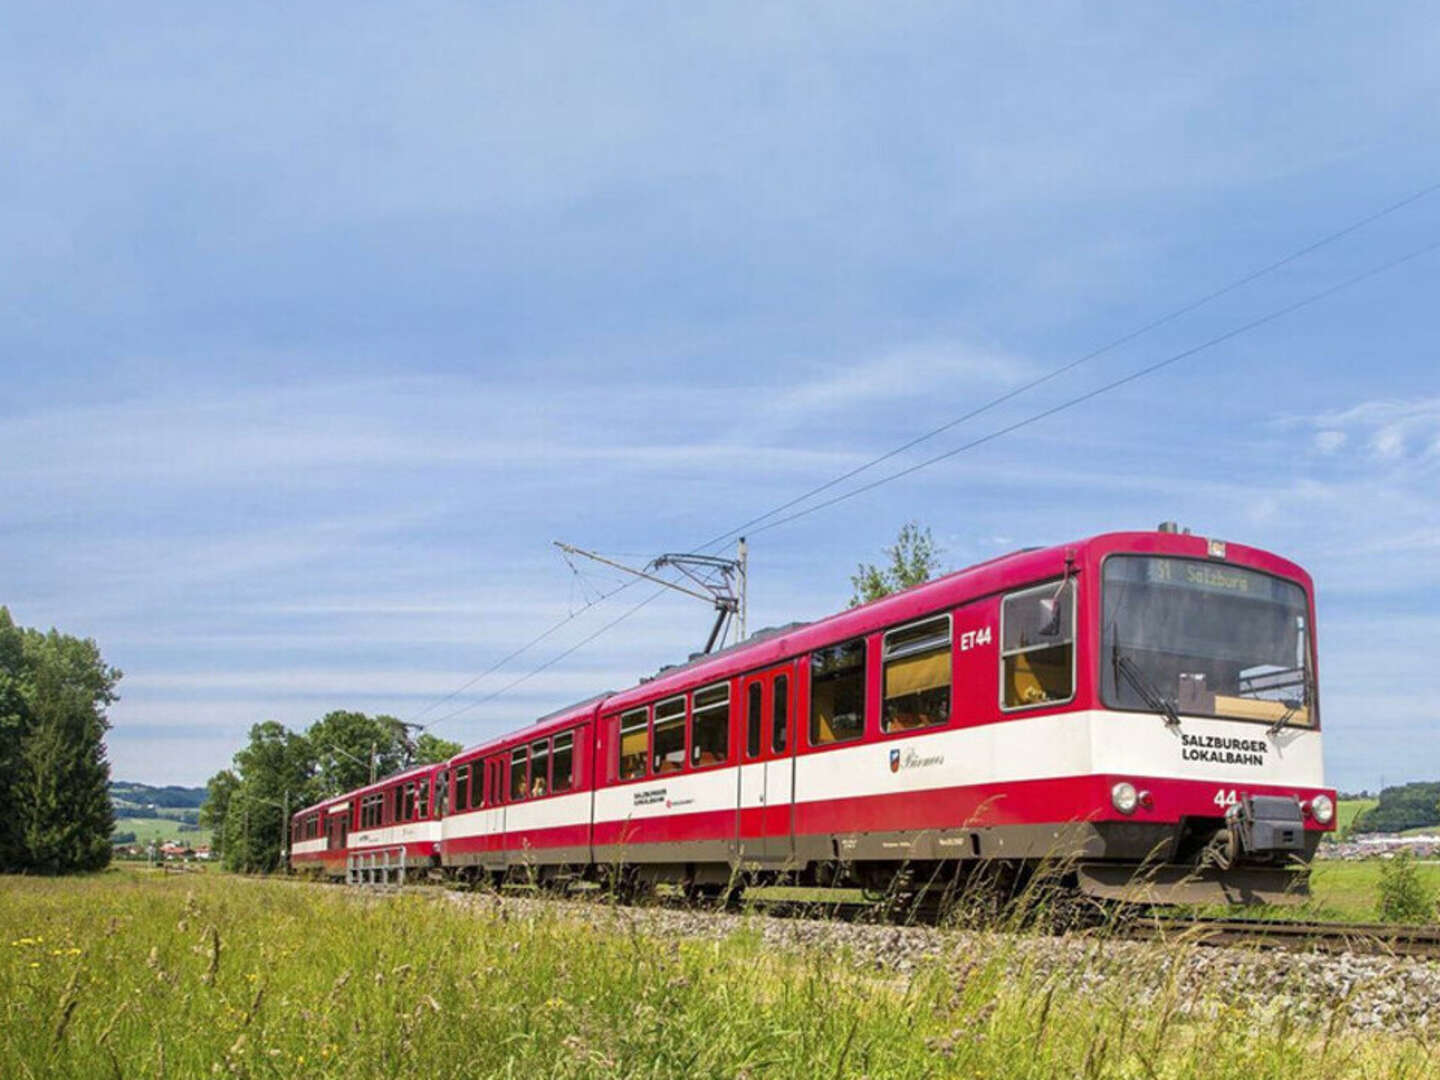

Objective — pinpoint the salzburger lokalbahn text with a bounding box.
[290,529,1336,906]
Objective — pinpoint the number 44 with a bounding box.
[1213,788,1239,809]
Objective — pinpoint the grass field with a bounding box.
[1308,859,1440,922]
[1337,797,1378,838]
[2,871,1435,1078]
[111,818,212,847]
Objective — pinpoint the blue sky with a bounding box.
[2,3,1437,792]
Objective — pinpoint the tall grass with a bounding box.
[0,870,1431,1078]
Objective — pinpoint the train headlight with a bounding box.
[1309,793,1335,825]
[1111,782,1139,815]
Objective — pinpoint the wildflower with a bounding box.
[29,962,40,968]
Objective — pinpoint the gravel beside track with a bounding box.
[440,889,1440,1034]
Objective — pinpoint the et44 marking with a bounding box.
[1213,788,1239,809]
[959,626,993,651]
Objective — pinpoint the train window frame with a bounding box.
[454,764,470,812]
[999,578,1077,712]
[617,707,650,781]
[530,738,551,798]
[689,681,730,769]
[552,731,576,792]
[745,681,763,759]
[880,614,953,734]
[773,672,790,753]
[417,778,430,819]
[652,695,687,775]
[809,638,868,747]
[509,747,529,801]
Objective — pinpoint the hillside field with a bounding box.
[111,817,212,848]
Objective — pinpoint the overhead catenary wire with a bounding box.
[410,181,1440,732]
[690,177,1440,554]
[416,232,1440,733]
[743,236,1440,536]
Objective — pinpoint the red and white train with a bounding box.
[290,529,1335,905]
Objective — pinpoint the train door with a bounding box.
[764,668,796,862]
[737,663,796,864]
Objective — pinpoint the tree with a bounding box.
[221,722,318,873]
[413,732,461,765]
[1353,782,1440,834]
[849,522,944,606]
[307,710,412,796]
[0,608,120,874]
[0,609,29,870]
[198,769,240,856]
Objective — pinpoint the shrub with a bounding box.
[1376,851,1435,923]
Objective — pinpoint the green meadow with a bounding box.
[3,871,1435,1079]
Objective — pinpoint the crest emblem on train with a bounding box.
[889,749,900,773]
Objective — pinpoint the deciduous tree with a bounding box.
[413,732,461,765]
[849,522,943,606]
[0,607,119,874]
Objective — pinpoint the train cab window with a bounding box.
[1001,579,1076,709]
[618,709,649,780]
[746,683,763,758]
[690,683,730,767]
[882,616,952,731]
[653,696,686,774]
[552,732,575,792]
[810,639,867,745]
[455,765,470,812]
[774,674,790,753]
[530,739,551,797]
[510,747,529,800]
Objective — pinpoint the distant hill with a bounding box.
[1352,781,1440,834]
[109,781,207,810]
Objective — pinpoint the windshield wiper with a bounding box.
[1267,672,1312,736]
[1112,643,1181,728]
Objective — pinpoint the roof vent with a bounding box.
[1157,521,1180,534]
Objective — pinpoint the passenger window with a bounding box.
[509,747,529,800]
[391,785,402,824]
[810,640,866,745]
[690,683,730,767]
[417,779,430,819]
[773,673,789,753]
[530,739,550,798]
[455,765,470,812]
[552,732,575,792]
[883,616,952,731]
[746,683,763,758]
[618,709,649,780]
[1001,580,1075,709]
[653,696,686,774]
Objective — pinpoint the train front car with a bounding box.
[1069,530,1333,904]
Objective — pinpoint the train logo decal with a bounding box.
[889,748,944,773]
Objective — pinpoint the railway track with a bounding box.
[321,873,1440,960]
[1118,914,1440,960]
